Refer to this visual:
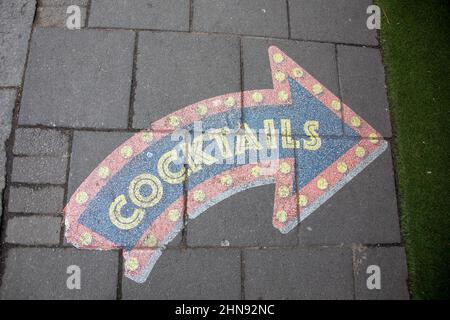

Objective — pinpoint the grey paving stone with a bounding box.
[297,143,401,245]
[187,184,297,247]
[0,89,16,220]
[89,0,190,31]
[19,28,134,129]
[122,248,241,299]
[244,247,354,299]
[5,215,61,245]
[242,37,340,99]
[338,45,391,137]
[13,128,69,156]
[0,248,118,299]
[38,0,88,6]
[36,5,86,28]
[133,32,241,129]
[354,246,409,300]
[289,0,378,46]
[0,0,36,86]
[11,156,68,184]
[8,185,65,214]
[193,0,288,38]
[68,131,133,197]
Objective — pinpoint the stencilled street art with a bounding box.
[64,47,387,283]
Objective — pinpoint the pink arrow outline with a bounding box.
[64,46,387,283]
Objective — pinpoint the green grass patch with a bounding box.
[377,0,450,299]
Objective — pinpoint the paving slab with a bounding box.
[11,156,68,184]
[0,0,36,86]
[13,128,69,156]
[68,131,134,197]
[297,143,401,245]
[288,0,378,46]
[8,185,65,214]
[0,89,16,219]
[38,0,88,5]
[0,248,118,299]
[244,247,354,299]
[338,45,391,138]
[19,28,134,129]
[89,0,190,31]
[36,5,86,28]
[353,246,409,300]
[186,184,298,247]
[5,215,61,245]
[133,32,241,130]
[193,0,289,38]
[122,248,241,299]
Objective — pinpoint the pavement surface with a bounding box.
[0,0,409,300]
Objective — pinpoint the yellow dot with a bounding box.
[292,67,304,78]
[278,186,290,198]
[193,190,205,202]
[143,234,158,247]
[168,209,181,222]
[196,104,208,116]
[337,162,348,174]
[98,166,110,179]
[76,191,88,205]
[276,210,287,223]
[356,146,366,158]
[331,100,341,111]
[298,195,308,207]
[312,84,323,95]
[251,166,262,177]
[120,146,133,159]
[141,132,153,143]
[317,177,328,190]
[168,115,181,127]
[272,53,284,64]
[351,116,361,127]
[224,96,236,107]
[252,92,263,103]
[79,232,92,245]
[369,133,379,144]
[279,162,291,174]
[125,257,139,272]
[278,90,289,102]
[220,175,233,187]
[274,71,286,82]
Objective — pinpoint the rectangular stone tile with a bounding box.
[193,0,288,37]
[297,143,401,245]
[133,32,241,130]
[186,184,297,247]
[0,89,16,219]
[67,130,183,248]
[0,0,36,86]
[89,0,190,31]
[5,216,61,245]
[68,131,133,197]
[354,246,409,300]
[0,248,118,299]
[36,5,86,28]
[122,248,241,299]
[19,28,134,129]
[338,45,391,137]
[8,185,65,214]
[11,156,68,184]
[289,0,378,46]
[13,128,69,156]
[244,247,354,299]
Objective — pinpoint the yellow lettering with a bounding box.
[303,120,321,151]
[281,119,300,149]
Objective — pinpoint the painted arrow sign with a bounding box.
[64,46,387,283]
